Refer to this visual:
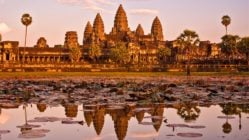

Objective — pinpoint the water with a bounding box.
[0,103,249,140]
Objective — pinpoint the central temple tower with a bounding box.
[111,4,130,34]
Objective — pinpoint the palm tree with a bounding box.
[21,13,32,68]
[176,30,200,76]
[221,15,231,35]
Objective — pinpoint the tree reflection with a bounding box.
[176,102,200,122]
[36,103,47,112]
[220,103,249,132]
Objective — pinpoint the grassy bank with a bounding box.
[0,72,249,79]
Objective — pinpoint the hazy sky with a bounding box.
[0,0,248,46]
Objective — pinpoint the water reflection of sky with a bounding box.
[0,104,248,140]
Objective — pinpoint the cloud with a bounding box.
[130,8,159,15]
[56,0,81,5]
[95,0,115,6]
[56,0,115,13]
[0,22,11,34]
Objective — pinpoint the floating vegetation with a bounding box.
[139,122,160,125]
[217,116,236,119]
[177,132,203,138]
[0,130,10,134]
[166,124,189,128]
[143,116,165,119]
[17,124,41,129]
[61,120,84,125]
[28,116,72,123]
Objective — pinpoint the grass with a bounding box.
[0,72,249,79]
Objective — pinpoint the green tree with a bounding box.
[89,43,101,63]
[157,47,171,64]
[237,37,249,65]
[221,15,231,35]
[69,46,82,63]
[176,29,200,76]
[220,35,240,63]
[110,42,129,64]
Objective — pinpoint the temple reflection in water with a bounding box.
[1,102,249,140]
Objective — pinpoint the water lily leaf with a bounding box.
[18,132,46,139]
[166,124,189,128]
[144,116,165,119]
[139,122,160,125]
[177,132,203,138]
[134,108,151,112]
[0,130,10,134]
[217,116,235,119]
[188,125,206,129]
[16,124,41,129]
[106,106,124,110]
[22,129,50,134]
[61,120,84,125]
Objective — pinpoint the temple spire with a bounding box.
[112,4,129,33]
[136,24,144,36]
[93,13,105,41]
[151,16,164,41]
[83,21,93,44]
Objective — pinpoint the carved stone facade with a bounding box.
[35,37,49,48]
[64,31,79,49]
[0,4,231,72]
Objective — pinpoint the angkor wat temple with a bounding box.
[0,5,247,72]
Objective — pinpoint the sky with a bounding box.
[0,0,248,47]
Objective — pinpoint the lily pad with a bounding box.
[177,132,203,138]
[16,124,41,129]
[106,106,124,110]
[0,130,10,134]
[166,124,189,128]
[188,125,206,129]
[29,117,73,123]
[217,116,235,119]
[61,120,84,125]
[134,108,151,112]
[18,132,46,139]
[139,122,160,125]
[144,116,165,119]
[22,129,50,134]
[83,109,95,112]
[0,103,19,108]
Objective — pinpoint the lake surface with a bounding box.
[0,103,249,140]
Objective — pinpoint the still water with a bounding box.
[0,103,249,140]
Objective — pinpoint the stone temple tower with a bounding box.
[83,21,93,44]
[151,16,164,41]
[93,13,105,41]
[64,31,79,48]
[111,4,129,34]
[136,24,144,36]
